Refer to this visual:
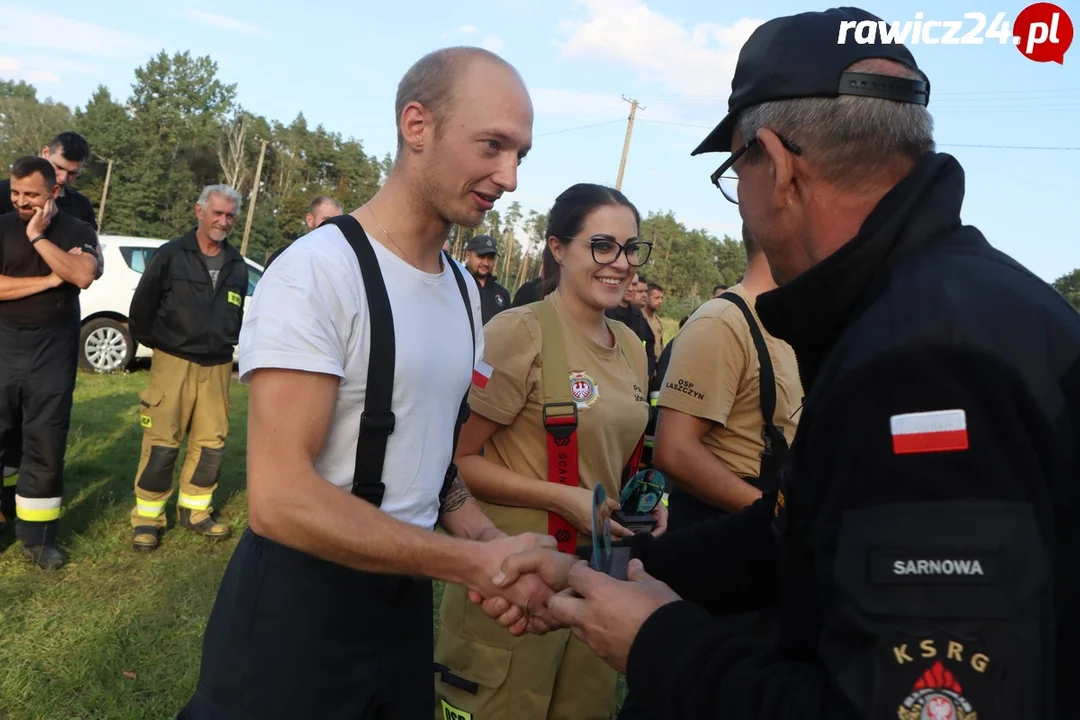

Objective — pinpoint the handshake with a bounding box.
[461,532,681,673]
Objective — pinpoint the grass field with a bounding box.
[0,368,631,719]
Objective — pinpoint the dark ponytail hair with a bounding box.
[540,183,641,297]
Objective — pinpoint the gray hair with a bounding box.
[394,46,517,153]
[196,183,243,211]
[735,58,934,187]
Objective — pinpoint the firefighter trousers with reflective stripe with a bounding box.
[0,320,78,545]
[180,529,434,719]
[131,350,231,528]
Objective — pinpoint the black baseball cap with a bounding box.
[465,234,499,255]
[692,6,930,156]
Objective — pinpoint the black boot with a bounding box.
[178,507,231,540]
[21,543,66,570]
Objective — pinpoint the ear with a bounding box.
[756,128,797,210]
[50,183,61,200]
[41,146,50,159]
[399,101,431,153]
[547,235,565,264]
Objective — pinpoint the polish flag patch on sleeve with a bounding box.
[472,359,494,390]
[890,409,969,455]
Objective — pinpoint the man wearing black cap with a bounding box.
[465,233,511,324]
[476,7,1078,720]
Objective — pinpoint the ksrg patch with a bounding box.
[874,632,998,720]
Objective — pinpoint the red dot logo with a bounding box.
[1014,3,1074,63]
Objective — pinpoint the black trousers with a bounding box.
[180,529,435,720]
[0,321,78,545]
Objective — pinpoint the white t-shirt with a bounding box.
[238,223,484,528]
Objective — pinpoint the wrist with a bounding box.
[437,535,489,587]
[544,483,578,517]
[476,526,507,543]
[28,232,46,245]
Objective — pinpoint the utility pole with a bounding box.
[240,138,268,257]
[616,96,643,191]
[97,158,113,233]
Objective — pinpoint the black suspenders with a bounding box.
[719,292,791,486]
[325,215,474,508]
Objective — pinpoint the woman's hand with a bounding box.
[555,485,633,539]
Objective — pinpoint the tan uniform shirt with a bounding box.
[657,283,803,479]
[645,310,663,362]
[468,290,650,537]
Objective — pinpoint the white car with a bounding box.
[77,235,265,373]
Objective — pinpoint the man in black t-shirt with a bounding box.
[0,156,99,569]
[0,132,101,494]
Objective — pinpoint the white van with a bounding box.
[77,235,265,372]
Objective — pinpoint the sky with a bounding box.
[1,0,1077,282]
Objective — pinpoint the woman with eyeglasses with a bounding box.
[433,183,668,720]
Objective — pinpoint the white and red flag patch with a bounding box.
[472,359,494,390]
[890,409,969,455]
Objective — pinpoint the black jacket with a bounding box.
[606,303,657,376]
[475,274,511,325]
[129,228,248,365]
[512,277,543,308]
[624,153,1079,719]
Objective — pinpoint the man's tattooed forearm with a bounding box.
[441,473,472,514]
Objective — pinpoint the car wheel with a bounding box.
[80,318,135,373]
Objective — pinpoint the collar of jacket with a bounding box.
[756,151,967,361]
[178,226,241,260]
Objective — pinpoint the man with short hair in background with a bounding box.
[0,132,97,229]
[655,224,802,530]
[127,184,249,552]
[265,195,343,268]
[606,271,656,376]
[464,233,511,324]
[643,282,664,364]
[711,283,729,298]
[0,156,99,569]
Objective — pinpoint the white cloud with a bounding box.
[0,56,82,85]
[557,0,763,98]
[0,5,158,62]
[26,69,60,84]
[458,24,478,34]
[184,10,263,35]
[482,34,505,52]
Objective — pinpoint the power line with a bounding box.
[535,118,625,137]
[633,119,1080,150]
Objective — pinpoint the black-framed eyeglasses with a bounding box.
[566,235,653,267]
[710,133,804,205]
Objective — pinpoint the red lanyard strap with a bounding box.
[543,401,579,553]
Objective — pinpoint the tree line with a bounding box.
[3,50,765,318]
